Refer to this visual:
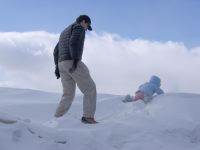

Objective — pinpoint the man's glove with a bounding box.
[55,65,60,79]
[69,59,79,73]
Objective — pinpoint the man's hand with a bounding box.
[55,65,60,79]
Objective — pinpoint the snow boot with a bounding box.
[81,117,98,124]
[122,94,133,103]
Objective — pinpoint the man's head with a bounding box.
[76,15,92,31]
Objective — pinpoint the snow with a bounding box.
[1,87,200,150]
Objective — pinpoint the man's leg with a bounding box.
[71,61,96,118]
[54,61,76,118]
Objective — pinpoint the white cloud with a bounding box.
[0,31,60,92]
[0,31,200,95]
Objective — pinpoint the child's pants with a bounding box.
[133,91,152,103]
[133,91,144,101]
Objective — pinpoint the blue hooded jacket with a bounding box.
[138,75,164,96]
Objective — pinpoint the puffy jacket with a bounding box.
[58,22,85,62]
[138,75,164,96]
[53,43,59,65]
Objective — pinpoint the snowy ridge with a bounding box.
[1,87,200,150]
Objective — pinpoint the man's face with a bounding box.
[80,20,90,31]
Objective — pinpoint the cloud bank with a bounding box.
[0,31,200,95]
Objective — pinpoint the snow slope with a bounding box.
[1,87,200,150]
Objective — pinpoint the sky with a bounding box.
[0,0,200,95]
[0,0,200,47]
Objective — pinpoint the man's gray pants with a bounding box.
[54,60,96,118]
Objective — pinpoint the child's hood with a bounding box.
[149,75,161,87]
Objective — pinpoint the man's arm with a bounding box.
[69,25,84,73]
[69,25,85,60]
[53,42,59,65]
[53,43,60,79]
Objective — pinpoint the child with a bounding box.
[123,75,164,103]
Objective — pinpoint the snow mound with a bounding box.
[146,93,200,128]
[1,88,200,150]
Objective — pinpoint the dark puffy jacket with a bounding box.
[57,22,85,63]
[53,43,59,65]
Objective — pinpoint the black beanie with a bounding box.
[76,15,92,31]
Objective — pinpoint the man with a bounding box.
[53,15,97,124]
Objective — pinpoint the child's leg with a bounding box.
[133,91,144,101]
